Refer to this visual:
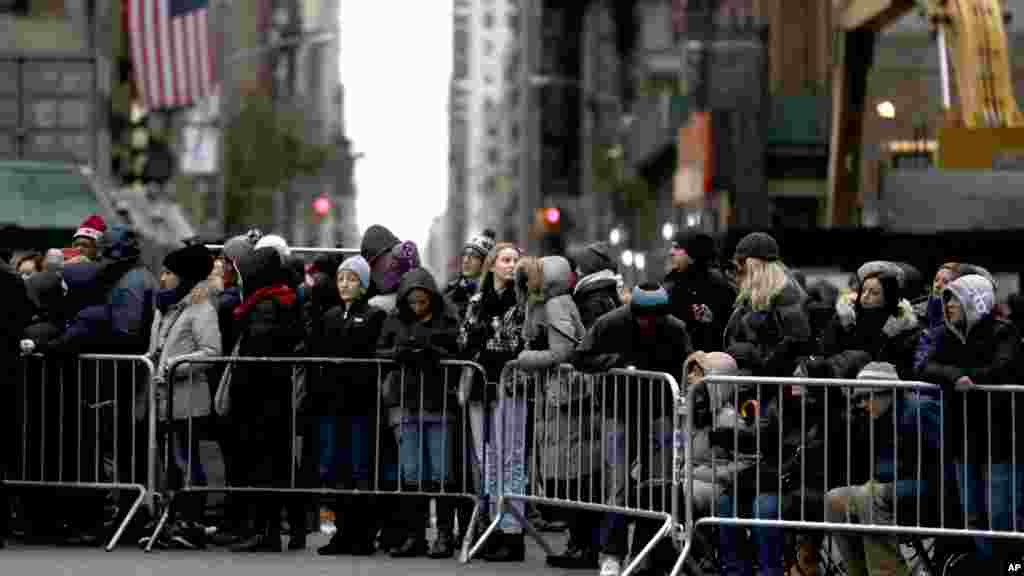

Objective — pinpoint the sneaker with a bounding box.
[600,556,622,576]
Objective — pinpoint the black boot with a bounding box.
[484,532,525,562]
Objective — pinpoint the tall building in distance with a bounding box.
[447,0,520,274]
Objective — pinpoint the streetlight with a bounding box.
[609,227,623,246]
[635,252,646,271]
[621,249,634,268]
[876,100,896,120]
[661,222,675,242]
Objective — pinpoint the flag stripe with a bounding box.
[198,8,211,96]
[158,0,174,107]
[130,0,149,106]
[173,16,187,106]
[199,8,212,96]
[128,0,215,111]
[145,1,160,109]
[189,12,201,103]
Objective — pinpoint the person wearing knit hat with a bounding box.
[360,224,401,265]
[446,230,496,320]
[724,230,810,378]
[147,242,221,530]
[664,231,736,353]
[337,255,370,293]
[254,234,291,261]
[733,231,780,263]
[159,244,215,311]
[72,214,108,261]
[825,361,941,576]
[313,254,387,557]
[574,280,692,574]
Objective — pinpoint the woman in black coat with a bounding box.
[229,246,303,552]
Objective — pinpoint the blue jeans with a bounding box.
[471,398,528,533]
[319,416,373,487]
[718,493,784,576]
[955,460,1024,563]
[396,413,454,485]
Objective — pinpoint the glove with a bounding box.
[803,357,832,379]
[692,304,714,324]
[20,339,35,354]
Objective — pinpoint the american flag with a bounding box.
[127,0,217,111]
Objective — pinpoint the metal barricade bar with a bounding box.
[672,374,1024,576]
[204,245,359,257]
[468,363,681,576]
[8,353,156,551]
[143,355,488,560]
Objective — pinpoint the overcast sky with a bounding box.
[339,3,452,252]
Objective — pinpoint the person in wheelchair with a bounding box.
[824,362,942,576]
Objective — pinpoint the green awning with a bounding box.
[0,161,102,229]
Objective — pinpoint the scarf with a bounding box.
[156,284,190,313]
[233,284,297,321]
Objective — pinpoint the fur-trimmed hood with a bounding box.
[836,294,919,337]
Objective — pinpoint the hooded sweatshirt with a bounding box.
[918,274,1020,460]
[572,269,622,329]
[376,267,459,414]
[56,226,156,354]
[516,256,586,372]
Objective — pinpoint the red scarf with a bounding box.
[234,284,297,321]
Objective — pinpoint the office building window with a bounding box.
[488,147,500,166]
[484,11,495,28]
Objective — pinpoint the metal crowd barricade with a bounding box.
[144,355,489,557]
[672,375,1024,576]
[204,245,359,257]
[9,353,156,551]
[468,363,682,576]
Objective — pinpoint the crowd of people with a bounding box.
[0,214,1022,576]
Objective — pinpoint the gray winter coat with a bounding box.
[140,281,222,421]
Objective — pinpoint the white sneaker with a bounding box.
[599,556,622,576]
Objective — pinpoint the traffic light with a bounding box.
[535,207,561,234]
[313,195,331,217]
[534,207,564,255]
[312,195,332,222]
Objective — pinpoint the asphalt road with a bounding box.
[0,532,578,576]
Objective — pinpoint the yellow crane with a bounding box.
[829,0,1024,226]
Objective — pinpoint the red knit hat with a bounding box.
[74,214,107,242]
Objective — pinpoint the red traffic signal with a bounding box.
[313,196,331,217]
[544,207,561,225]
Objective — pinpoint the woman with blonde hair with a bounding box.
[718,232,813,576]
[455,241,524,560]
[723,232,811,378]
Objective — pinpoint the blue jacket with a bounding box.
[870,394,942,508]
[56,226,156,354]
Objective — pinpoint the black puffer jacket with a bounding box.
[575,304,692,383]
[230,247,303,418]
[818,297,923,380]
[723,277,811,378]
[572,270,622,330]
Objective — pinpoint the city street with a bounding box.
[0,533,570,575]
